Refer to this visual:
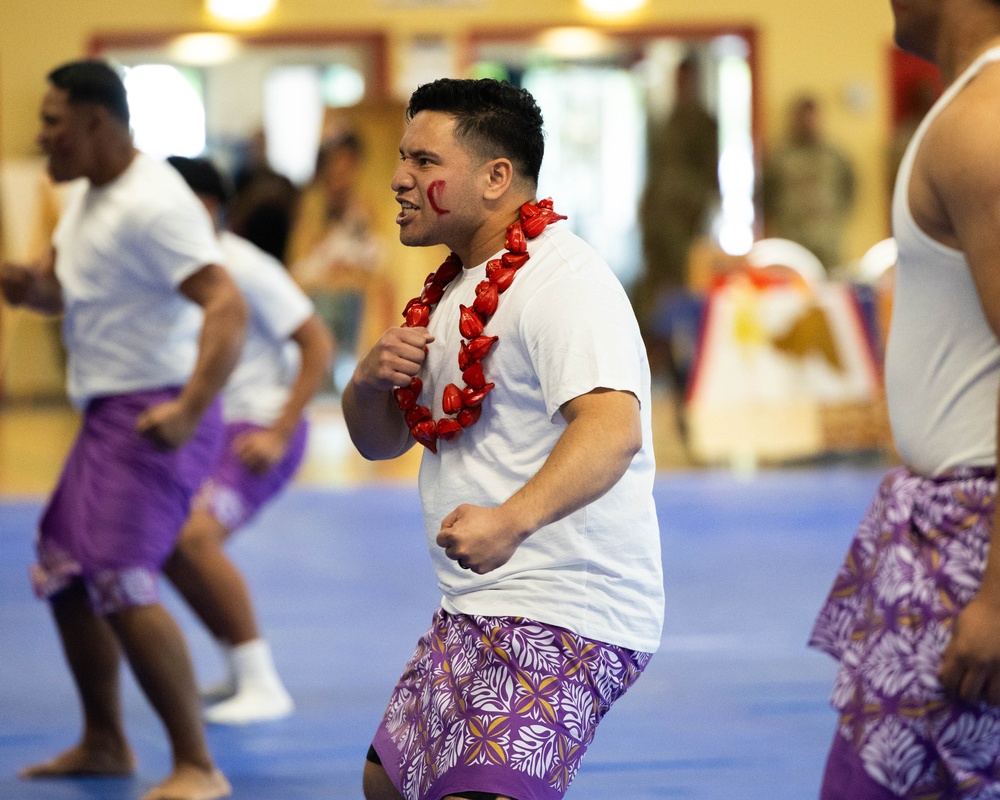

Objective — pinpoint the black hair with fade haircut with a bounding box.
[406,78,545,187]
[166,156,232,206]
[47,59,130,125]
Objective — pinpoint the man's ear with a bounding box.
[482,157,514,201]
[83,104,108,135]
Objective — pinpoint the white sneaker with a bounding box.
[203,684,294,725]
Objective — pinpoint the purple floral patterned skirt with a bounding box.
[810,465,1000,798]
[371,608,652,800]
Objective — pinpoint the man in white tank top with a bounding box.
[809,1,1000,797]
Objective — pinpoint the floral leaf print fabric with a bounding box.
[372,609,651,800]
[810,466,1000,798]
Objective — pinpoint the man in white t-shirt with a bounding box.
[0,61,245,800]
[343,78,664,800]
[163,155,333,726]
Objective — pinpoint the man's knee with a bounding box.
[172,510,227,559]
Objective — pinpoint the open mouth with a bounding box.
[396,199,419,223]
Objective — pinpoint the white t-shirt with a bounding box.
[54,153,224,407]
[218,231,313,425]
[885,47,1000,476]
[418,223,664,653]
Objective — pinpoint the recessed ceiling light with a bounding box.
[579,0,647,16]
[206,0,277,23]
[537,28,614,59]
[168,32,242,65]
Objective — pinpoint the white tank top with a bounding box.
[886,46,1000,476]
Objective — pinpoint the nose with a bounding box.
[391,162,413,194]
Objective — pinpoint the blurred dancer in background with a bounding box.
[165,155,333,725]
[2,60,245,800]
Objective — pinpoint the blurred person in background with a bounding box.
[227,128,299,264]
[288,131,384,395]
[2,59,245,800]
[636,54,719,320]
[762,94,856,271]
[165,155,333,725]
[635,53,720,393]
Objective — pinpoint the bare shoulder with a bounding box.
[917,62,1000,334]
[924,63,1000,190]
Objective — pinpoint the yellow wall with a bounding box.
[1,0,896,260]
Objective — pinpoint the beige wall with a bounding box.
[1,0,896,259]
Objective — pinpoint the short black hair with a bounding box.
[167,155,231,206]
[406,78,544,186]
[47,60,130,125]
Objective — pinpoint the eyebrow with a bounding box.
[399,147,440,161]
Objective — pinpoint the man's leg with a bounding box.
[164,508,292,724]
[363,752,514,800]
[106,602,230,800]
[164,509,257,644]
[363,760,405,800]
[19,581,136,778]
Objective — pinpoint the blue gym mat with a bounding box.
[0,466,883,799]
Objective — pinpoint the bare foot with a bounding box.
[19,741,136,778]
[142,765,231,800]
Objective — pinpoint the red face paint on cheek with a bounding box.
[427,180,451,215]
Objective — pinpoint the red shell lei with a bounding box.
[393,198,566,453]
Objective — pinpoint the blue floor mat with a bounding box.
[0,466,882,799]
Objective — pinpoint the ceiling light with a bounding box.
[168,33,242,65]
[579,0,647,16]
[206,0,277,24]
[536,28,614,60]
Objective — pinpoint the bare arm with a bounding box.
[136,263,248,449]
[0,249,63,314]
[923,74,1000,705]
[232,314,334,474]
[940,389,1000,705]
[436,388,642,574]
[272,315,334,440]
[341,325,432,460]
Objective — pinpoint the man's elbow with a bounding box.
[622,424,643,462]
[618,396,644,462]
[615,401,644,464]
